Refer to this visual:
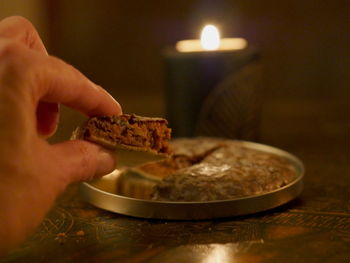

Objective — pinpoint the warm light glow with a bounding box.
[175,25,247,53]
[200,25,220,50]
[201,244,233,263]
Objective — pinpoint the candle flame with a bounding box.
[200,25,220,50]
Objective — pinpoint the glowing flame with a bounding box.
[175,24,247,53]
[200,25,220,50]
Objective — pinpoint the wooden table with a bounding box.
[2,99,350,262]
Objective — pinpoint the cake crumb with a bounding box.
[56,232,67,237]
[76,230,85,236]
[55,232,67,244]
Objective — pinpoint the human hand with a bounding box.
[0,16,122,255]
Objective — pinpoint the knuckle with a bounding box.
[0,40,29,85]
[0,40,22,59]
[73,142,96,179]
[6,16,35,31]
[75,143,90,165]
[1,16,45,53]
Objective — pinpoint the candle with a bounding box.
[176,25,247,53]
[163,24,260,139]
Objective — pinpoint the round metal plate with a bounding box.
[80,141,304,220]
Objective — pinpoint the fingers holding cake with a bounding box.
[0,16,122,137]
[0,16,123,255]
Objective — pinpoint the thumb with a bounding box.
[51,140,116,183]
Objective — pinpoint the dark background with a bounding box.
[1,3,350,261]
[1,0,350,145]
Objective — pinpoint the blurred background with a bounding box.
[1,0,350,147]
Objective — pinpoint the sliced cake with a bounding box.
[73,114,171,154]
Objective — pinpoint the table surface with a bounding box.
[2,99,350,263]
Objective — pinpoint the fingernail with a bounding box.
[98,86,123,115]
[96,148,116,177]
[88,81,123,115]
[114,99,123,115]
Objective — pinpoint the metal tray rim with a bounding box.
[80,140,304,219]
